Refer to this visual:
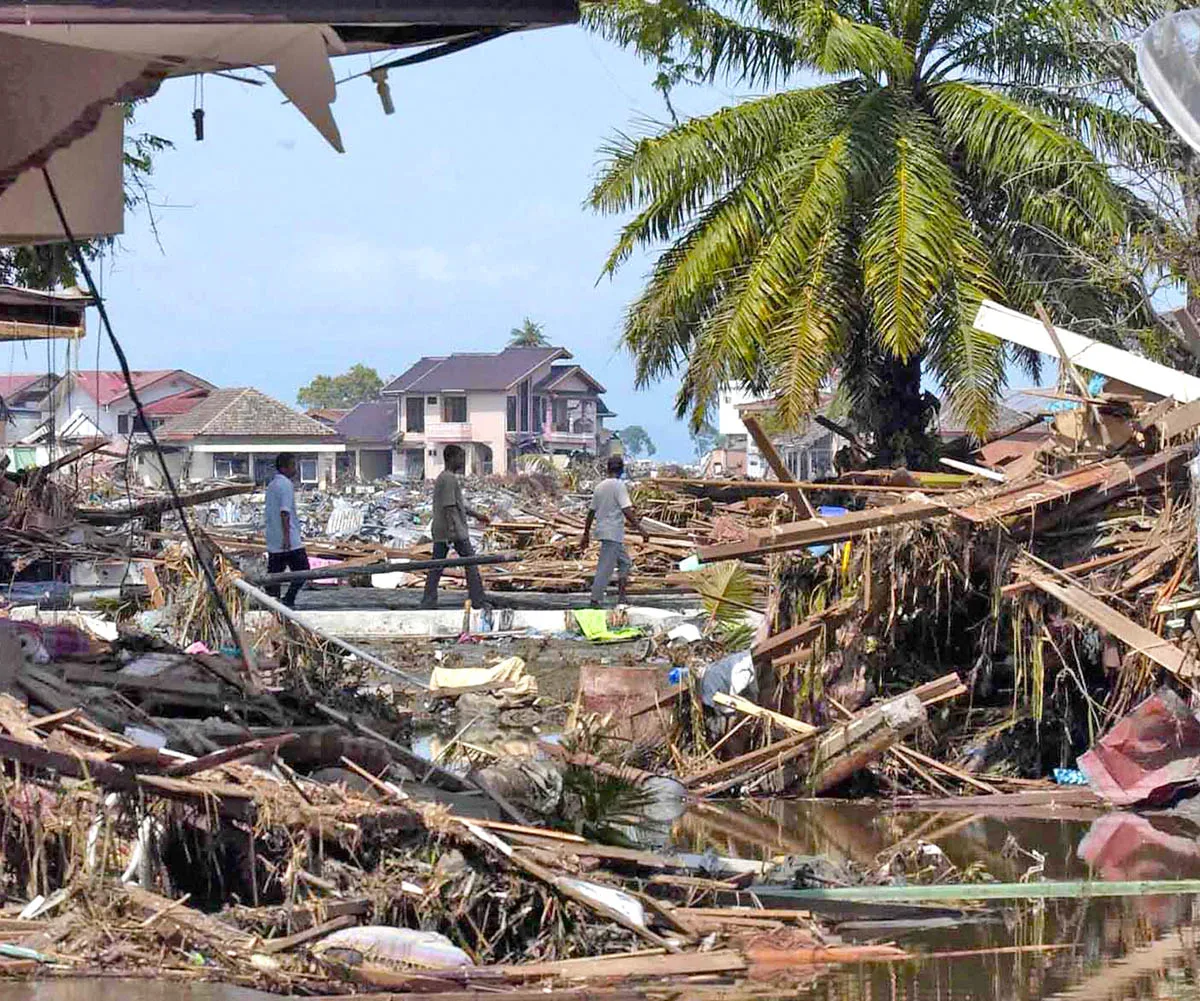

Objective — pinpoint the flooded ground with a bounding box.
[673,800,1200,1000]
[3,797,1199,1001]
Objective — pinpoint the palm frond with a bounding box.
[861,119,960,359]
[687,560,757,628]
[930,82,1128,243]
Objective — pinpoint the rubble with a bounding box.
[7,360,1200,994]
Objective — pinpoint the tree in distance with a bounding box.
[619,424,656,458]
[297,364,384,410]
[509,318,549,347]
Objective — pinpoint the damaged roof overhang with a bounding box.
[0,1,578,244]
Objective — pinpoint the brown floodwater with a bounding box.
[668,800,1200,1000]
[5,801,1200,1001]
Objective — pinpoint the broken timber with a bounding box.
[1024,573,1199,679]
[76,483,256,525]
[741,414,815,518]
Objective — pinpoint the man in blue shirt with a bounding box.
[264,452,309,608]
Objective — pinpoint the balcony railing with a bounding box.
[424,421,475,442]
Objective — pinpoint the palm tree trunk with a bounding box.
[868,352,939,469]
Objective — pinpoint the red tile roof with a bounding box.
[0,373,46,399]
[71,369,213,406]
[141,387,209,417]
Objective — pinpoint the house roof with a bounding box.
[533,363,607,394]
[159,387,336,439]
[383,347,568,393]
[69,369,213,406]
[335,400,397,442]
[141,387,209,417]
[0,373,48,401]
[305,407,350,426]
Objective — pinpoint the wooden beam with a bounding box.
[699,500,943,561]
[711,692,817,735]
[1025,573,1198,679]
[742,414,814,518]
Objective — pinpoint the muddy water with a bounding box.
[670,800,1200,1000]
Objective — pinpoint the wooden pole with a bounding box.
[232,577,429,691]
[249,551,520,587]
[741,414,816,518]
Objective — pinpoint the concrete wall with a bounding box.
[469,391,506,476]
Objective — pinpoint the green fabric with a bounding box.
[573,608,642,643]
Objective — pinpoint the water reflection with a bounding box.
[668,800,1200,1000]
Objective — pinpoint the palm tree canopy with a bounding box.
[587,0,1155,436]
[509,317,550,347]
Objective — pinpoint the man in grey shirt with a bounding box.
[581,454,648,606]
[421,444,491,609]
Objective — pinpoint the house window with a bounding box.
[519,380,529,433]
[442,395,467,423]
[532,394,543,433]
[212,453,249,479]
[506,395,517,432]
[405,396,425,433]
[299,458,318,483]
[552,398,570,433]
[117,414,129,435]
[427,396,438,405]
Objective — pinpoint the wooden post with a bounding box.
[741,414,816,519]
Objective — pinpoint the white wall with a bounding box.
[717,385,759,437]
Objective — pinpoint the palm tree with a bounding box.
[587,0,1156,460]
[509,317,549,347]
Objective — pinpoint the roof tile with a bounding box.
[159,387,336,439]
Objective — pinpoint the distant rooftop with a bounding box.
[160,387,336,439]
[383,346,569,394]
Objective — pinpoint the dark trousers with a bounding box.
[266,547,310,608]
[421,537,487,608]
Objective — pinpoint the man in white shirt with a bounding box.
[264,452,309,608]
[581,455,648,606]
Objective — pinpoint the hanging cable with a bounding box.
[40,166,247,675]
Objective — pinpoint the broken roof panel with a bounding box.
[973,300,1200,403]
[0,1,579,243]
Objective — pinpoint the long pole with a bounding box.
[232,577,428,691]
[248,552,520,587]
[749,879,1200,904]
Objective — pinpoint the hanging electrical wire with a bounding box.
[39,166,247,669]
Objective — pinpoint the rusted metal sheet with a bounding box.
[1080,689,1200,806]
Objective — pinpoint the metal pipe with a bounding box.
[232,577,428,691]
[248,551,520,587]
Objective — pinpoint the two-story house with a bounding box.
[382,346,612,480]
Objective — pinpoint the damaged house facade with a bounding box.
[383,345,612,480]
[138,386,343,487]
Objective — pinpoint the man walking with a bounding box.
[582,455,648,607]
[421,444,491,609]
[264,452,310,608]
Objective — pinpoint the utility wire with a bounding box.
[40,167,248,681]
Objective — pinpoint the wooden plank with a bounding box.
[1135,395,1178,430]
[1000,547,1153,598]
[952,460,1116,523]
[61,664,225,699]
[259,914,357,954]
[711,693,816,735]
[1026,573,1198,678]
[752,597,856,662]
[165,733,298,778]
[742,414,814,518]
[500,949,746,980]
[1158,397,1200,440]
[141,562,166,609]
[699,500,943,561]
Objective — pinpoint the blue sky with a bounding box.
[59,24,743,462]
